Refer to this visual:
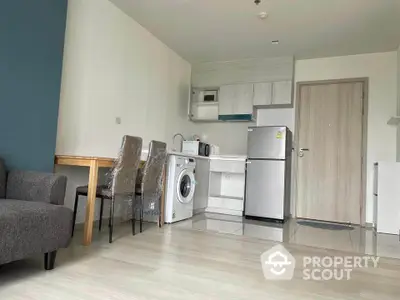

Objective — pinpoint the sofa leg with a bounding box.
[44,251,57,270]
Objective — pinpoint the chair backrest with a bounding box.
[110,135,143,197]
[141,140,167,198]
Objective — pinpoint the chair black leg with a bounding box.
[158,195,162,228]
[109,197,115,243]
[71,193,79,237]
[44,251,57,270]
[132,194,137,236]
[99,197,104,232]
[140,193,144,233]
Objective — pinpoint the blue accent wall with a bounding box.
[0,0,67,172]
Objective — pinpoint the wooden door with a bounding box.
[296,82,364,224]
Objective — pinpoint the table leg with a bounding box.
[83,159,99,246]
[159,167,166,227]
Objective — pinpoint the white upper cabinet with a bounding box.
[219,84,254,115]
[218,85,235,115]
[234,84,254,114]
[253,82,272,106]
[272,80,292,105]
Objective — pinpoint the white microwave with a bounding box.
[194,89,218,103]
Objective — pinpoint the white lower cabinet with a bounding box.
[206,159,246,216]
[208,196,244,211]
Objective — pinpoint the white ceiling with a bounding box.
[110,0,400,63]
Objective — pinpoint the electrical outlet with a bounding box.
[115,117,121,124]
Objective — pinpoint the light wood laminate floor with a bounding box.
[177,213,400,260]
[0,223,400,299]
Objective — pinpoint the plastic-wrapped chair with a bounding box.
[72,135,142,243]
[134,140,167,234]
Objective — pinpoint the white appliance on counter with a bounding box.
[182,141,210,157]
[164,155,196,223]
[209,144,220,156]
[374,162,400,234]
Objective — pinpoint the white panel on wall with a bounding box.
[256,108,295,131]
[397,45,400,162]
[192,56,294,88]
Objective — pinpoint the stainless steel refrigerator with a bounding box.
[245,126,292,222]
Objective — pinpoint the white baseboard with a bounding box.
[205,207,243,216]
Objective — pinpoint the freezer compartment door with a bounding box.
[245,159,285,219]
[247,126,287,159]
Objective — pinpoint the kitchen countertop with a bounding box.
[168,151,210,160]
[168,151,247,161]
[209,155,247,161]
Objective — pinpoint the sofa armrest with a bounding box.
[6,171,67,205]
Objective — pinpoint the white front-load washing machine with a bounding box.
[164,155,196,223]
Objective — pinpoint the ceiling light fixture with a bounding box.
[258,11,268,20]
[254,0,261,5]
[272,40,279,45]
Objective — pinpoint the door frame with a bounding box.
[293,78,369,226]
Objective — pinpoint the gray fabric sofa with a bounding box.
[0,158,72,270]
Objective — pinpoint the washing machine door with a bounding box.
[176,169,195,204]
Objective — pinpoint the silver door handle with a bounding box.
[298,148,310,157]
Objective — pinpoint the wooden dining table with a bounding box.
[55,155,165,246]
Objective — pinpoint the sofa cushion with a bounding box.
[0,199,73,265]
[0,159,5,198]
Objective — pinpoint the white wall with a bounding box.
[192,122,253,155]
[397,45,400,162]
[57,0,192,157]
[256,109,295,131]
[56,0,192,223]
[295,51,398,224]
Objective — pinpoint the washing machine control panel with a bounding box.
[175,156,196,168]
[186,158,196,167]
